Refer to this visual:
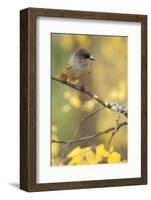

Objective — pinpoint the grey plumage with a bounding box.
[57,48,95,84]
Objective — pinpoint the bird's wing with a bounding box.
[63,63,72,74]
[56,63,72,81]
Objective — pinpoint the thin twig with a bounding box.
[59,106,105,158]
[51,76,128,117]
[52,121,127,145]
[108,112,121,145]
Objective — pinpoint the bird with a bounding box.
[56,48,95,85]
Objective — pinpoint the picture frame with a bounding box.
[20,7,147,192]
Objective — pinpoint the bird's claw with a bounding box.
[81,84,89,91]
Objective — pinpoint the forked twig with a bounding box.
[52,121,127,145]
[108,112,121,145]
[58,106,105,158]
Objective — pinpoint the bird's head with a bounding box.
[74,48,95,65]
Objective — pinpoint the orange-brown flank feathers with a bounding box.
[56,71,68,82]
[56,64,81,85]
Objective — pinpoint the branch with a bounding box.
[71,106,105,142]
[51,76,128,117]
[52,121,127,145]
[108,112,121,145]
[58,106,105,158]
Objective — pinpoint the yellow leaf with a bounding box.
[107,152,121,163]
[67,146,100,165]
[96,144,110,159]
[67,146,82,158]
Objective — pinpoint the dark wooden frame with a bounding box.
[20,7,147,192]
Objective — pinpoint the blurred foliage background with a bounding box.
[51,33,128,166]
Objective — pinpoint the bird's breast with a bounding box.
[72,63,88,75]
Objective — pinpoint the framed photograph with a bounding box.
[20,8,147,192]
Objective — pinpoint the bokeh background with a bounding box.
[51,33,128,166]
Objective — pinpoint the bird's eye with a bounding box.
[83,54,90,59]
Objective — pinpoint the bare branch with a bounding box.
[58,106,105,158]
[108,112,121,145]
[51,76,128,117]
[52,121,127,145]
[72,106,105,142]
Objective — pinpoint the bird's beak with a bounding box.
[90,55,95,60]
